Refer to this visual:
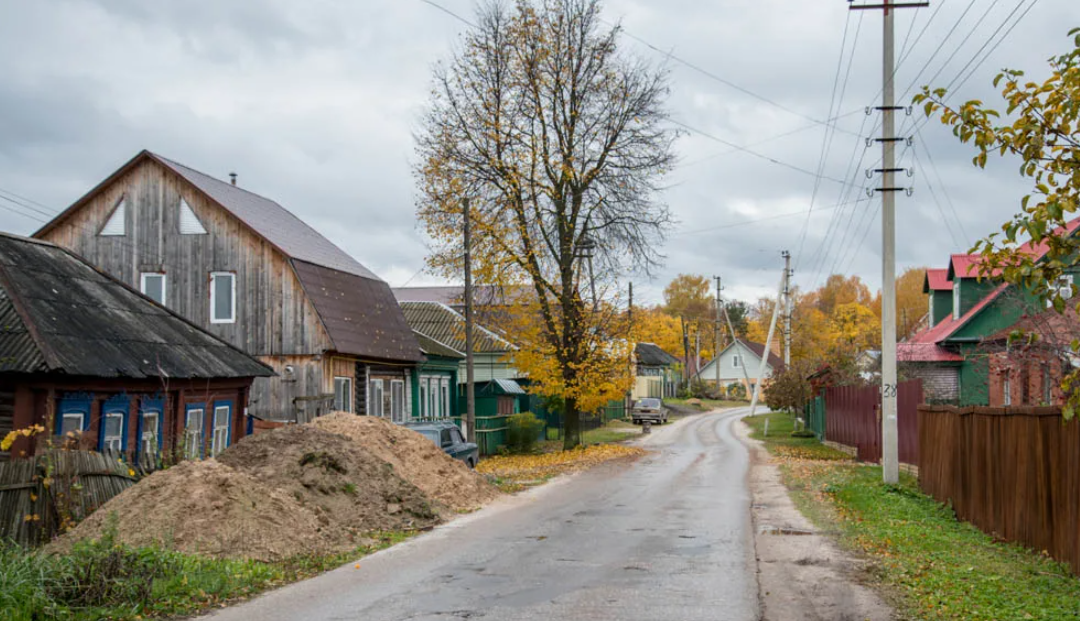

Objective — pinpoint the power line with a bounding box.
[417,0,477,28]
[670,195,871,238]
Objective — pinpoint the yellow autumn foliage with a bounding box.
[478,444,645,481]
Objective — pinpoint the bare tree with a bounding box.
[415,0,678,447]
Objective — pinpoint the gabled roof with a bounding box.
[36,150,379,280]
[699,338,783,375]
[0,233,273,379]
[924,268,951,292]
[414,331,464,360]
[897,283,1009,361]
[292,260,422,362]
[948,254,1002,280]
[635,342,679,367]
[399,301,515,354]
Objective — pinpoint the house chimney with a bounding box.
[229,172,237,186]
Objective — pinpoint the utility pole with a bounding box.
[781,250,792,366]
[749,269,786,417]
[627,281,634,406]
[850,0,926,484]
[714,276,722,391]
[463,197,476,443]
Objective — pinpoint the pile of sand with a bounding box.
[313,412,499,512]
[54,460,329,562]
[217,425,439,544]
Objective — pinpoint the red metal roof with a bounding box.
[897,283,1009,361]
[949,254,1002,280]
[924,268,951,292]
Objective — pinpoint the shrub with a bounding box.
[506,412,545,454]
[726,383,747,400]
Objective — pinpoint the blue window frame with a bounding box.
[137,396,165,462]
[210,400,233,457]
[99,394,129,453]
[56,393,92,438]
[184,403,206,460]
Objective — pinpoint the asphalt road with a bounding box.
[203,407,759,621]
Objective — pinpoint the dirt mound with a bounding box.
[53,460,329,562]
[312,413,500,512]
[216,425,439,544]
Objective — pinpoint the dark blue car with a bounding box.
[403,420,479,468]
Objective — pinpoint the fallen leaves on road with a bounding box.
[477,444,646,492]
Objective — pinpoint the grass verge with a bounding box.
[1,528,413,621]
[743,410,851,461]
[477,444,645,493]
[745,410,1080,620]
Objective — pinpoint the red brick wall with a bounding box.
[988,352,1064,407]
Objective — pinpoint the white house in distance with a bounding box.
[694,339,783,394]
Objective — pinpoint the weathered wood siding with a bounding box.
[38,159,332,357]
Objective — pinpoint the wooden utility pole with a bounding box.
[714,276,722,391]
[850,0,926,484]
[463,197,476,443]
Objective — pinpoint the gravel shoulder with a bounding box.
[734,416,895,621]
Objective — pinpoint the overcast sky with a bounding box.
[0,0,1072,307]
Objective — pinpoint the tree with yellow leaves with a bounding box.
[414,0,678,447]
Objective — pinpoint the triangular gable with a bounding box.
[179,198,207,234]
[98,196,126,236]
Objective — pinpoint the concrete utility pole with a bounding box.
[463,197,476,443]
[781,250,792,366]
[714,276,722,391]
[749,269,786,417]
[850,0,926,484]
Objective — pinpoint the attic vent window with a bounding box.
[179,198,207,235]
[99,196,127,236]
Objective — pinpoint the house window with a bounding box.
[419,380,428,418]
[210,272,236,324]
[60,411,85,437]
[179,198,207,234]
[441,379,450,419]
[140,272,166,305]
[732,354,741,368]
[210,404,231,457]
[334,377,353,412]
[1043,364,1053,403]
[140,410,160,460]
[391,380,406,423]
[1047,274,1075,308]
[928,295,935,328]
[952,282,961,319]
[1003,374,1012,406]
[101,410,125,452]
[369,380,384,416]
[184,406,204,459]
[100,196,126,236]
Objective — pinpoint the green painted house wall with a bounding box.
[931,290,952,326]
[411,356,459,420]
[957,278,998,317]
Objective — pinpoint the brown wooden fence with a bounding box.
[823,379,921,464]
[918,404,1080,574]
[0,450,137,546]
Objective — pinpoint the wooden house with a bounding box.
[33,151,423,421]
[399,301,520,384]
[0,232,272,463]
[694,339,782,396]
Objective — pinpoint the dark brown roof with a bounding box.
[292,260,423,363]
[399,302,514,354]
[741,339,785,369]
[0,233,273,379]
[635,342,679,366]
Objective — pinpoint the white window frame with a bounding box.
[732,354,741,368]
[1003,374,1012,406]
[391,379,406,423]
[952,281,961,320]
[60,411,85,436]
[184,408,204,460]
[928,294,935,328]
[141,410,160,459]
[369,379,384,416]
[419,379,428,418]
[211,405,230,457]
[334,376,353,412]
[1047,274,1075,308]
[99,196,126,236]
[102,410,125,451]
[210,272,236,324]
[441,379,450,419]
[140,272,167,306]
[1043,364,1052,403]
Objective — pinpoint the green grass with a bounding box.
[784,463,1080,621]
[743,410,852,461]
[0,528,414,620]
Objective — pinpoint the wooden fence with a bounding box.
[823,379,921,464]
[0,450,137,546]
[918,404,1080,573]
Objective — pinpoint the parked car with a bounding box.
[403,420,479,468]
[631,398,668,425]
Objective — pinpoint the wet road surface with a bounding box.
[203,408,759,621]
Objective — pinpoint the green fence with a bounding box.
[805,393,826,440]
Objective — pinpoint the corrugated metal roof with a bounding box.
[0,233,274,379]
[635,342,679,366]
[399,301,514,354]
[924,268,951,292]
[482,378,526,395]
[414,331,464,359]
[292,259,423,362]
[150,154,380,280]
